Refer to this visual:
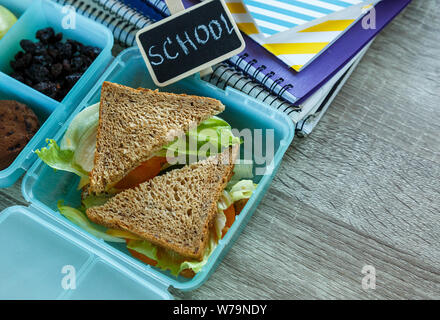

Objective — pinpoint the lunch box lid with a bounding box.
[0,205,173,299]
[0,47,295,299]
[0,0,114,188]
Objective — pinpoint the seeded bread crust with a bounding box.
[89,82,225,194]
[86,145,238,261]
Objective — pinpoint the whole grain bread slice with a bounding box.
[89,82,225,194]
[86,145,238,261]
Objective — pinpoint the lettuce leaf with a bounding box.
[189,116,240,146]
[162,116,241,160]
[217,190,234,211]
[35,103,100,183]
[57,202,125,243]
[127,232,217,276]
[213,209,226,241]
[61,103,99,173]
[126,238,159,261]
[229,180,258,202]
[82,193,113,210]
[61,103,99,150]
[226,160,254,189]
[35,139,89,180]
[178,235,217,274]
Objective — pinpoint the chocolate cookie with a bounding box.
[0,100,40,170]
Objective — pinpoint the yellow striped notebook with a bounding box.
[225,0,380,72]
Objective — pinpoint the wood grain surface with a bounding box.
[1,0,439,299]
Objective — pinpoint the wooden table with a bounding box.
[1,0,439,299]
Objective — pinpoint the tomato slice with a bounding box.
[224,204,236,228]
[115,156,167,190]
[234,199,249,215]
[221,204,236,238]
[126,239,158,267]
[180,269,196,278]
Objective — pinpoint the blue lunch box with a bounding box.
[0,49,294,298]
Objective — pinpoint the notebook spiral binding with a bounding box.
[204,53,302,115]
[94,0,157,46]
[55,0,154,47]
[150,0,170,15]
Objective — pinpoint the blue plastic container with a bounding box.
[0,0,113,187]
[0,47,294,299]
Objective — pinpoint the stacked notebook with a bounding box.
[50,0,411,135]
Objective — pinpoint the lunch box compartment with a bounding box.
[0,77,64,187]
[0,206,92,299]
[17,47,294,297]
[0,0,114,108]
[0,0,114,188]
[0,206,172,299]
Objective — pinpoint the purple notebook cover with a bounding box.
[181,0,411,104]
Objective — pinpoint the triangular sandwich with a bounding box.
[86,145,238,261]
[89,81,225,194]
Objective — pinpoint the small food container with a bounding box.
[0,0,113,187]
[0,47,294,299]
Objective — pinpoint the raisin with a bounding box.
[10,72,25,83]
[10,53,32,70]
[47,47,59,59]
[26,64,50,83]
[62,59,72,73]
[50,32,63,43]
[20,40,35,53]
[50,63,63,78]
[54,42,64,52]
[24,53,33,65]
[33,42,47,55]
[80,55,93,70]
[65,73,82,87]
[36,27,55,44]
[10,60,21,71]
[34,81,57,97]
[71,56,83,71]
[59,42,73,59]
[83,46,101,60]
[14,51,24,60]
[33,54,53,66]
[67,39,84,53]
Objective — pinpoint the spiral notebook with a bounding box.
[228,0,381,72]
[50,0,411,131]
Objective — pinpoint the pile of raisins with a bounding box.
[9,27,101,102]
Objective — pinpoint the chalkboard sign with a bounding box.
[136,0,245,87]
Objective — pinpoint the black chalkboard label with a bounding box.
[136,0,245,87]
